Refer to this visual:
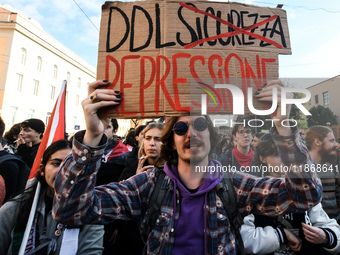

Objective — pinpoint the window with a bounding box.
[77,77,81,88]
[27,109,35,119]
[53,65,58,79]
[37,56,42,72]
[9,106,18,126]
[67,72,71,85]
[33,80,39,96]
[315,95,319,104]
[50,85,55,100]
[323,91,329,106]
[21,48,26,65]
[16,74,23,92]
[76,94,79,106]
[46,112,51,125]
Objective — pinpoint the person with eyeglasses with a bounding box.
[220,124,261,176]
[53,80,322,254]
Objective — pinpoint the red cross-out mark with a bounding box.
[180,2,283,49]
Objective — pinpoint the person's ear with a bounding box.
[39,164,45,176]
[259,155,267,164]
[315,138,322,147]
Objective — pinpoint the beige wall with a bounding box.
[307,75,340,122]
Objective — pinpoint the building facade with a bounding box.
[0,4,96,134]
[307,75,340,122]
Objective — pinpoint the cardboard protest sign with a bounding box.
[97,0,291,118]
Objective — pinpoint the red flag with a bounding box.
[28,81,67,179]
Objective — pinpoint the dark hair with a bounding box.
[161,116,218,164]
[305,125,332,150]
[41,140,72,167]
[254,132,265,139]
[224,136,235,152]
[125,130,137,147]
[135,125,147,137]
[21,124,44,139]
[0,117,5,138]
[216,138,230,156]
[219,137,230,146]
[4,123,21,143]
[13,140,72,231]
[111,119,118,131]
[254,134,278,167]
[231,122,253,136]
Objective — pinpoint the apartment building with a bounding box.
[0,4,96,134]
[307,75,340,120]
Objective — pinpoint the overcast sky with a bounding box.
[5,0,340,80]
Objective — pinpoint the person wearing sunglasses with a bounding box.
[53,80,322,255]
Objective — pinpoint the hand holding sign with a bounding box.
[254,80,294,135]
[82,80,122,147]
[98,0,292,118]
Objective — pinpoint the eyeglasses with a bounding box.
[237,130,252,136]
[173,117,208,136]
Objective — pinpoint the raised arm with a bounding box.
[52,130,160,225]
[254,79,293,136]
[234,80,322,216]
[53,80,150,225]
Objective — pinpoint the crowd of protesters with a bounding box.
[0,79,339,254]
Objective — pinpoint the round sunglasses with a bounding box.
[173,117,208,136]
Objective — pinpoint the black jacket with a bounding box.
[15,142,40,169]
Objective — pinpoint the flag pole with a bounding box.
[18,81,67,255]
[18,183,41,255]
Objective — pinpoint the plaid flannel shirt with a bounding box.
[53,128,322,255]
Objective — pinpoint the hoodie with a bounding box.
[163,161,222,254]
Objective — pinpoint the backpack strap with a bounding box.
[216,173,245,255]
[145,167,245,255]
[0,154,22,164]
[224,148,233,167]
[144,168,167,240]
[228,149,232,164]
